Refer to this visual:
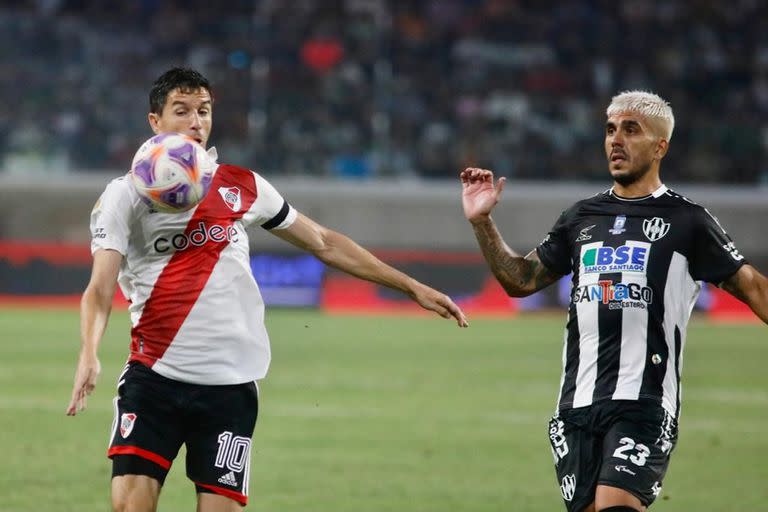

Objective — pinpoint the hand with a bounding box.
[410,282,469,327]
[66,352,101,416]
[460,167,506,224]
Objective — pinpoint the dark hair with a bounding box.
[149,67,213,114]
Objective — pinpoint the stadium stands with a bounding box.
[1,0,767,183]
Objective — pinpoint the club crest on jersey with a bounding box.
[120,413,137,438]
[609,215,627,235]
[218,186,242,212]
[643,217,670,242]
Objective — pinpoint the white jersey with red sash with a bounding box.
[90,163,297,385]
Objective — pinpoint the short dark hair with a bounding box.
[149,67,213,114]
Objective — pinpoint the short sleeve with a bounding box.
[536,210,572,276]
[251,173,297,230]
[90,178,133,255]
[689,207,746,284]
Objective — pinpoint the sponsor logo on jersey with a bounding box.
[120,413,137,438]
[572,280,653,310]
[560,474,576,502]
[609,214,627,235]
[153,222,239,253]
[652,481,663,497]
[643,217,670,241]
[575,224,596,242]
[582,245,648,274]
[218,186,242,212]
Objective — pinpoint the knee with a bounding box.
[111,475,160,512]
[111,490,157,512]
[111,493,128,512]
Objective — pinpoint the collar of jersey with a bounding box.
[609,184,668,201]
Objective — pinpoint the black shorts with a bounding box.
[548,399,678,512]
[108,362,259,506]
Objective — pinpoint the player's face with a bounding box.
[148,88,213,148]
[604,113,666,186]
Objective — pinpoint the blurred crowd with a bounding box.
[3,0,768,182]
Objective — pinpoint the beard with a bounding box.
[611,160,652,187]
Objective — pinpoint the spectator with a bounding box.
[1,0,767,183]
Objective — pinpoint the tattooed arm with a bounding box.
[461,167,562,297]
[720,264,768,324]
[470,217,561,297]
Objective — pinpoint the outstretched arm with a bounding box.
[461,167,561,297]
[271,213,468,327]
[720,264,768,324]
[66,249,121,415]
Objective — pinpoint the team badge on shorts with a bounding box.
[120,413,137,438]
[560,473,576,501]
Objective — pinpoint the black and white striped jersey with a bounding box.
[537,184,746,419]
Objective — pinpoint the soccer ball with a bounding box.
[130,133,217,213]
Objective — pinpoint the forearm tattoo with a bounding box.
[472,221,558,295]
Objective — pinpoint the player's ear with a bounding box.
[655,138,669,160]
[147,112,161,135]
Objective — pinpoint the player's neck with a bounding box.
[612,173,663,198]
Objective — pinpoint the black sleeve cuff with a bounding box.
[261,200,290,230]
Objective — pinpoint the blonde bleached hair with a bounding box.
[606,90,675,141]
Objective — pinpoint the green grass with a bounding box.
[0,308,765,511]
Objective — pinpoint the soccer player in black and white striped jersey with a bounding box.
[460,91,768,512]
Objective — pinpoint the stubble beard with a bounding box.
[611,160,652,187]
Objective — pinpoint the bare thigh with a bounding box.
[197,492,243,512]
[111,474,162,512]
[594,484,645,511]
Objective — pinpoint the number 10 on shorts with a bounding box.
[215,431,251,472]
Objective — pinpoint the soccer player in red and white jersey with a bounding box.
[66,67,468,512]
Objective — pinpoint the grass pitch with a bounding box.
[0,308,765,511]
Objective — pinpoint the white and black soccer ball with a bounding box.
[130,133,217,213]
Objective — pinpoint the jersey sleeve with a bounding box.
[90,178,134,255]
[689,207,746,284]
[247,173,297,230]
[536,209,573,276]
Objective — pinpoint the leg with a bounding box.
[594,484,645,511]
[547,413,602,512]
[108,363,185,511]
[111,474,161,512]
[597,402,678,511]
[197,491,243,512]
[185,381,259,507]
